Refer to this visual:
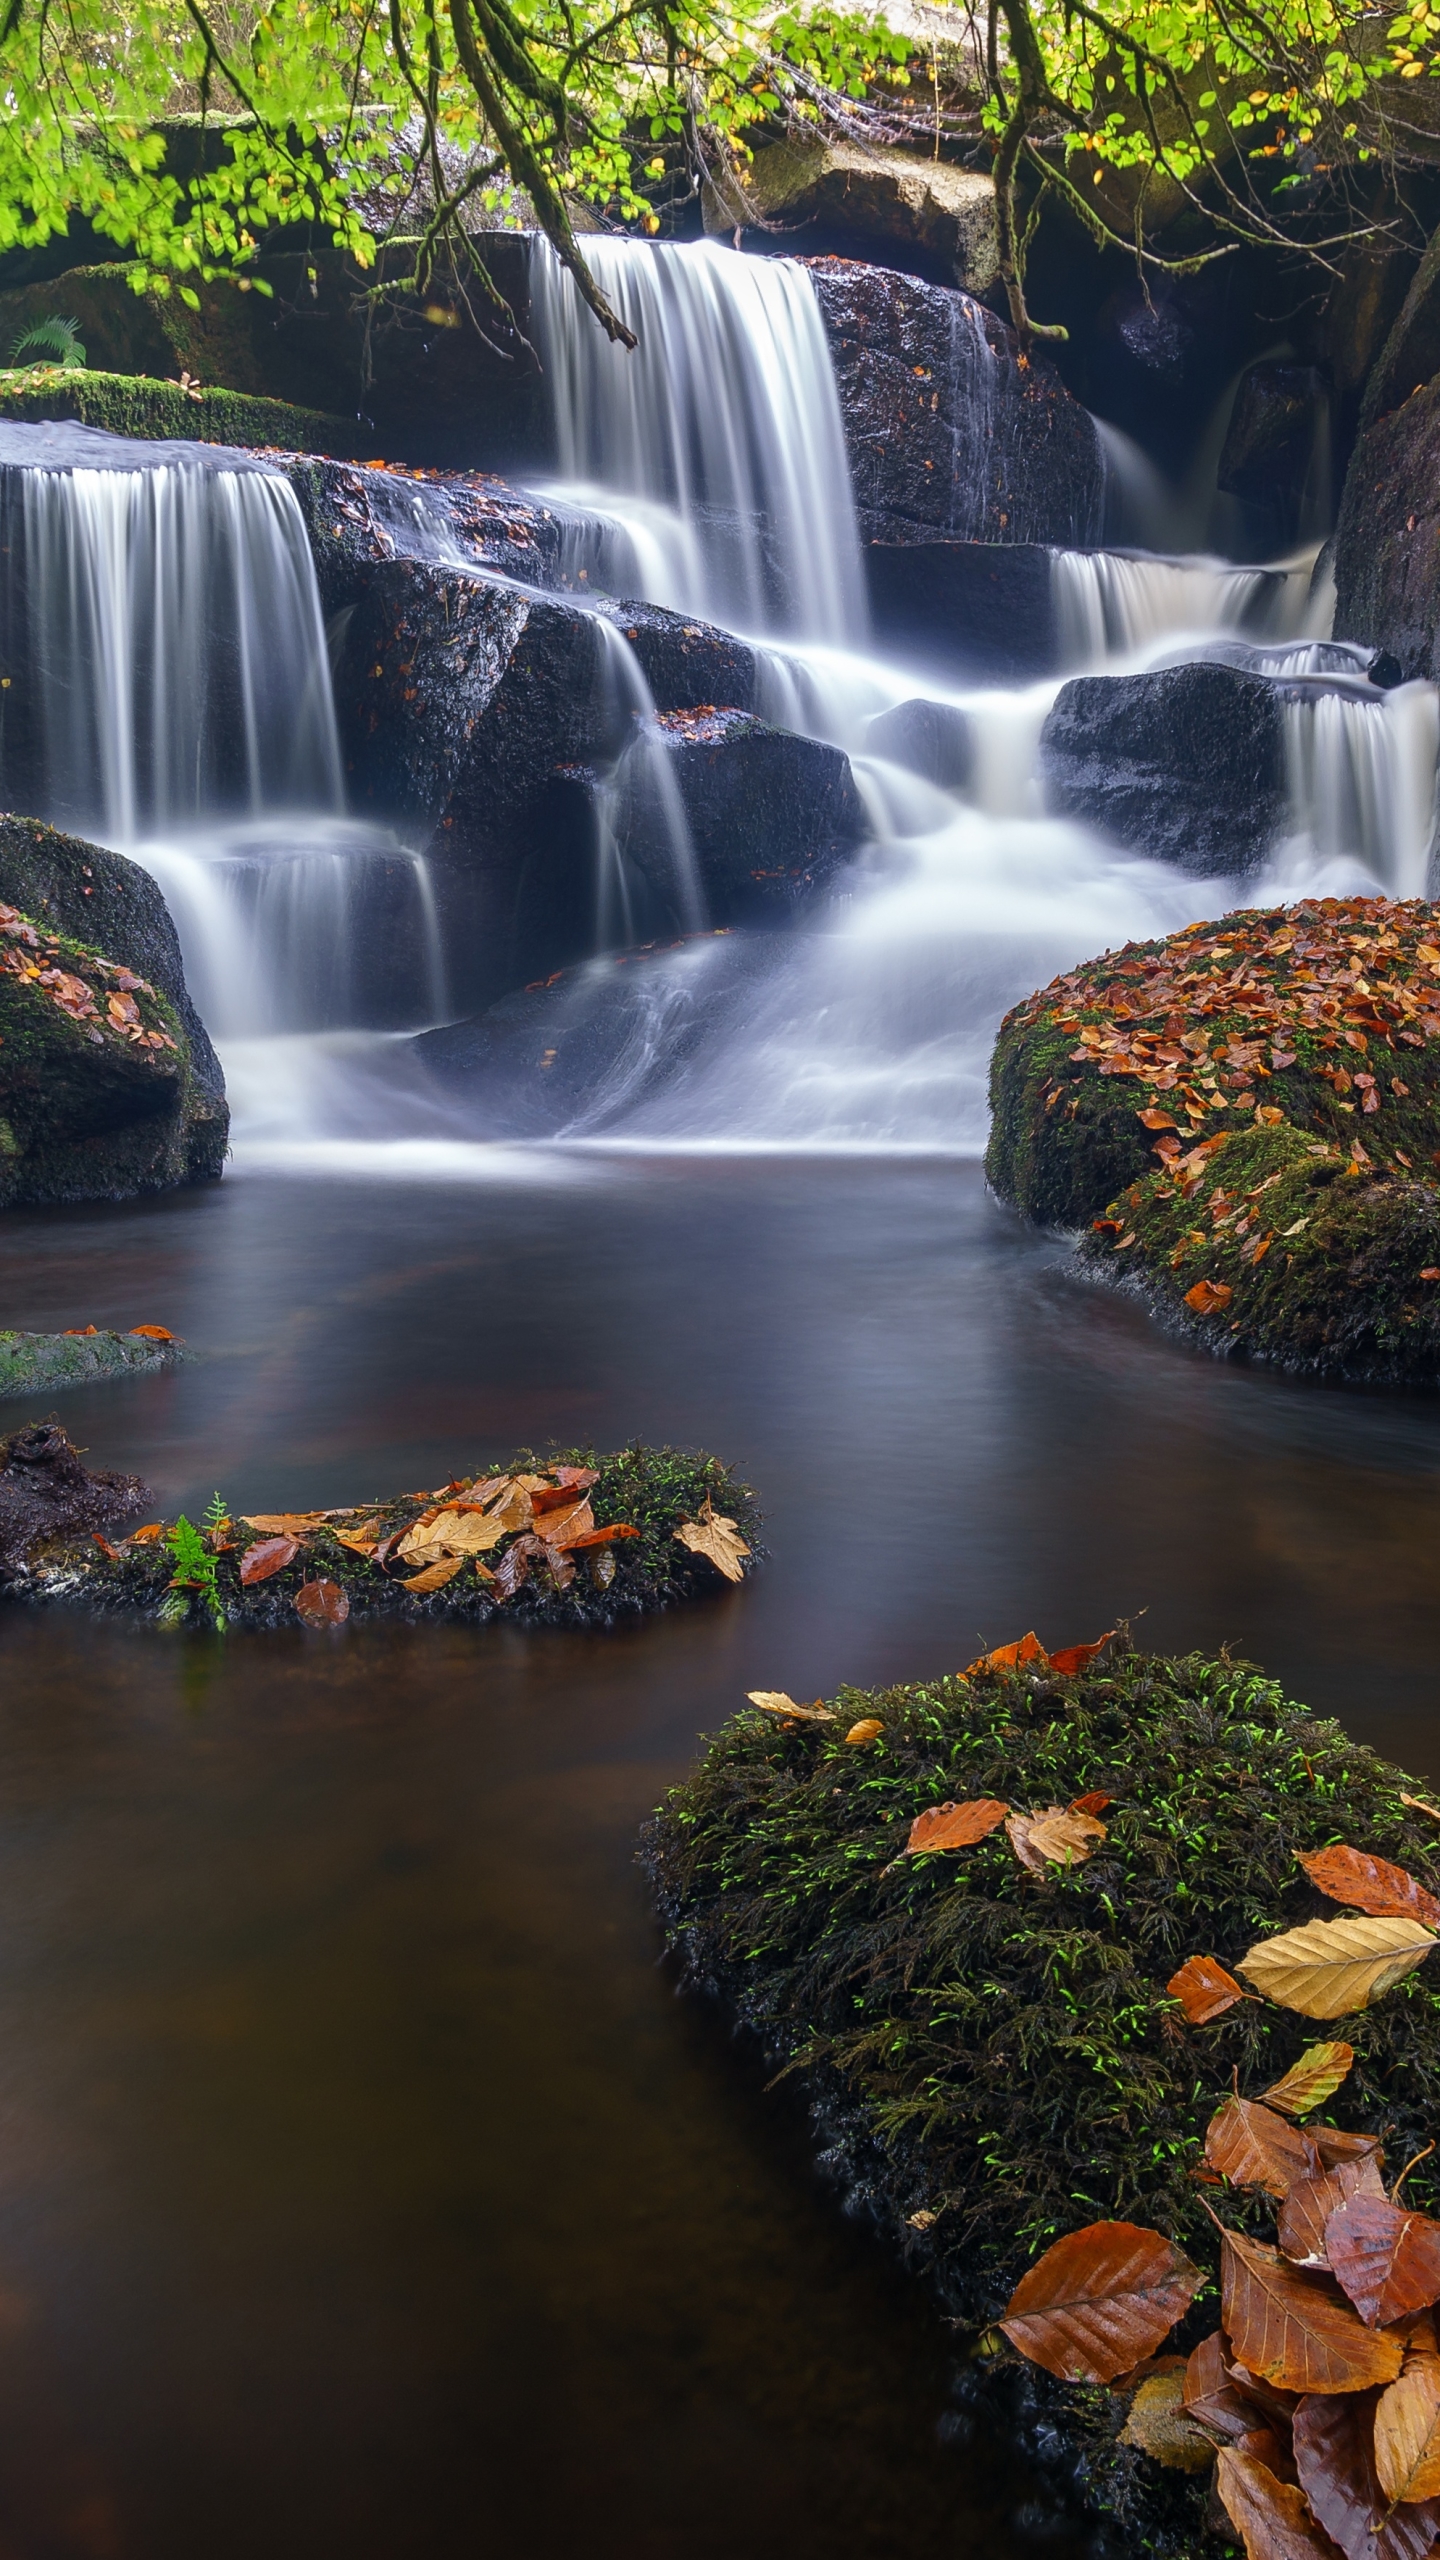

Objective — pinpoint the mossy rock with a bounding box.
[0,1330,186,1400]
[0,361,357,455]
[644,1638,1440,2552]
[18,1445,760,1629]
[986,893,1440,1381]
[0,898,225,1205]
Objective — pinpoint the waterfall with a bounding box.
[530,239,866,641]
[1050,548,1325,668]
[0,427,343,841]
[1284,684,1440,895]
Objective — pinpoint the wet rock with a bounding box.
[863,541,1057,680]
[806,258,1105,548]
[703,141,998,293]
[0,1419,147,1578]
[864,697,974,790]
[1359,226,1440,434]
[0,1329,187,1402]
[1332,373,1440,678]
[1040,663,1287,874]
[1217,362,1329,544]
[620,708,867,928]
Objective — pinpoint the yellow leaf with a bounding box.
[401,1555,465,1593]
[1007,1807,1107,1872]
[1238,1914,1437,2019]
[397,1505,514,1564]
[1375,2358,1440,2502]
[675,1496,750,1584]
[747,1690,836,1723]
[1259,2042,1355,2119]
[1119,2369,1215,2474]
[843,1718,884,1745]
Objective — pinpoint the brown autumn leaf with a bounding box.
[490,1540,533,1603]
[1326,2197,1440,2330]
[1298,1846,1440,1929]
[905,1799,1011,1855]
[963,1631,1048,1676]
[1069,1789,1114,1816]
[844,1718,884,1746]
[1183,2331,1266,2440]
[1205,2097,1320,2200]
[238,1535,299,1586]
[1220,2224,1404,2394]
[1185,1279,1234,1315]
[91,1532,123,1561]
[1048,1633,1117,1678]
[1119,2367,1216,2472]
[1237,1915,1438,2020]
[396,1506,515,1564]
[1312,2128,1387,2173]
[330,1519,382,1556]
[1169,1954,1247,2024]
[1006,1807,1108,1873]
[128,1523,165,1544]
[746,1691,837,1725]
[530,1481,591,1514]
[240,1513,328,1534]
[293,1578,349,1625]
[674,1497,750,1584]
[402,1556,465,1594]
[1401,1797,1440,1828]
[565,1523,639,1549]
[1277,2156,1387,2270]
[128,1324,174,1341]
[549,1465,599,1492]
[999,2221,1202,2385]
[482,1482,534,1537]
[1294,2387,1440,2560]
[531,1498,595,1548]
[1375,2360,1440,2505]
[1261,2045,1356,2121]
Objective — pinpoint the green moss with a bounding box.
[0,361,356,455]
[26,1444,761,1629]
[0,1330,185,1400]
[644,1641,1440,2550]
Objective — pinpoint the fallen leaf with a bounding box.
[1261,2045,1357,2120]
[490,1541,532,1602]
[128,1324,174,1341]
[904,1798,1010,1855]
[401,1556,465,1594]
[1277,2156,1387,2268]
[128,1523,165,1545]
[1169,1953,1247,2023]
[1184,2331,1266,2440]
[746,1690,836,1724]
[674,1497,751,1584]
[1220,2224,1404,2393]
[293,1579,349,1625]
[1375,2359,1440,2504]
[1138,1108,1180,1130]
[907,2208,937,2233]
[1068,1789,1113,1816]
[480,1482,534,1537]
[239,1536,299,1585]
[564,1523,640,1549]
[396,1506,517,1564]
[549,1465,599,1492]
[1298,1846,1440,1928]
[1326,2196,1440,2330]
[1294,2386,1440,2560]
[532,1498,595,1548]
[1206,2097,1320,2199]
[844,1718,884,1746]
[1312,2126,1388,2174]
[1185,1279,1235,1314]
[1119,2367,1216,2472]
[964,1630,1048,1675]
[1000,2221,1202,2385]
[1006,1807,1107,1872]
[530,1481,590,1514]
[330,1519,382,1555]
[1402,1796,1440,1826]
[1238,1915,1438,2019]
[1048,1632,1117,1678]
[241,1513,327,1535]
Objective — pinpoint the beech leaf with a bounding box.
[1375,2361,1440,2505]
[293,1579,348,1626]
[843,1718,884,1747]
[746,1691,836,1724]
[1205,2097,1320,2199]
[1185,1280,1234,1315]
[1169,1953,1247,2024]
[1298,1845,1440,1928]
[999,2220,1202,2385]
[905,1798,1010,1855]
[1220,2445,1343,2558]
[1326,2197,1440,2330]
[238,1535,299,1585]
[402,1556,466,1594]
[1261,2044,1356,2120]
[1238,1915,1438,2019]
[1006,1807,1107,1873]
[1293,2387,1440,2560]
[963,1631,1048,1676]
[674,1498,750,1584]
[1276,2156,1387,2270]
[532,1498,595,1548]
[241,1513,329,1533]
[1119,2367,1216,2472]
[564,1522,639,1548]
[1220,2225,1404,2394]
[1047,1633,1117,1678]
[1183,2331,1267,2441]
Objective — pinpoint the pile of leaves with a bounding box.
[16,1445,759,1631]
[644,1634,1440,2552]
[0,901,179,1056]
[986,897,1440,1381]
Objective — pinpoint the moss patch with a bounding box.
[644,1640,1440,2551]
[987,893,1440,1380]
[0,361,357,456]
[0,1331,186,1400]
[22,1445,760,1629]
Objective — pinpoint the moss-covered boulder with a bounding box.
[0,894,225,1205]
[0,360,356,456]
[987,893,1440,1380]
[645,1636,1440,2553]
[0,1329,186,1401]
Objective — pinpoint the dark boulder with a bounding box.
[620,709,867,927]
[806,258,1105,548]
[1332,373,1440,678]
[0,1419,147,1579]
[702,142,998,294]
[863,542,1057,680]
[1359,226,1440,435]
[1217,362,1329,539]
[1040,663,1287,875]
[864,697,974,790]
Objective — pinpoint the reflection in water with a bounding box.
[3,1161,1440,2554]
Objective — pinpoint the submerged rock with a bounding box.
[1039,662,1288,874]
[645,1635,1440,2554]
[0,1420,147,1577]
[987,895,1440,1382]
[0,1329,187,1401]
[864,696,974,790]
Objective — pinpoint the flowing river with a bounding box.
[3,243,1440,2554]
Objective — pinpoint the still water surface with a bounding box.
[2,1155,1440,2558]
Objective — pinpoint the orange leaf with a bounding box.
[238,1535,299,1585]
[1293,2385,1440,2557]
[91,1532,123,1561]
[1298,1844,1440,1928]
[1276,2155,1386,2270]
[128,1523,165,1545]
[1185,1279,1234,1315]
[240,1513,328,1535]
[1326,2194,1440,2329]
[550,1465,599,1491]
[999,2221,1202,2384]
[293,1578,349,1625]
[532,1498,595,1548]
[531,1481,589,1515]
[1220,2223,1404,2393]
[1049,1632,1117,1678]
[843,1718,884,1746]
[1182,2331,1264,2440]
[565,1523,640,1549]
[1205,2096,1320,2199]
[60,1325,98,1337]
[963,1631,1048,1676]
[1216,2447,1337,2560]
[1069,1790,1113,1817]
[1168,1954,1245,2023]
[904,1798,1010,1855]
[330,1519,382,1555]
[128,1324,174,1341]
[402,1556,466,1593]
[1138,1108,1179,1129]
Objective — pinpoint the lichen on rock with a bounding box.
[987,893,1440,1381]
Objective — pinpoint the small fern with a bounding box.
[8,316,86,371]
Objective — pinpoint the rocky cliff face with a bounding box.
[1332,376,1440,678]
